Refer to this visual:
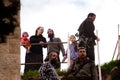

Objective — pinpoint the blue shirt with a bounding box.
[66,43,78,61]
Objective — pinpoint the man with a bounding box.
[38,51,59,80]
[78,13,100,61]
[61,47,98,80]
[45,28,67,69]
[110,60,120,80]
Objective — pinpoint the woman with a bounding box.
[24,26,47,73]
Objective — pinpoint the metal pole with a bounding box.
[21,62,67,65]
[117,35,120,60]
[112,24,120,60]
[67,33,71,68]
[118,24,119,37]
[96,30,102,80]
[112,40,118,60]
[117,24,120,60]
[20,42,68,46]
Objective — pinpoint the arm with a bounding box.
[58,38,66,56]
[85,21,97,40]
[62,49,68,62]
[40,37,47,48]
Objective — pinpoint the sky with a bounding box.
[20,0,120,73]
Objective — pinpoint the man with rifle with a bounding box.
[77,13,100,61]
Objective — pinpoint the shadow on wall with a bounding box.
[0,0,20,43]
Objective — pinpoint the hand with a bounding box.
[63,55,67,59]
[62,55,67,62]
[96,37,100,42]
[39,41,45,46]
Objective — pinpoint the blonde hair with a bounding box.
[70,35,78,52]
[70,35,76,39]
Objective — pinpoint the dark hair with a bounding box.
[47,28,54,34]
[47,28,55,38]
[22,32,29,37]
[87,13,96,17]
[44,51,57,61]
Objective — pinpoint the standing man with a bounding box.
[45,28,67,69]
[78,13,100,61]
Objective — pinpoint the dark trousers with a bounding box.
[57,55,61,68]
[86,45,95,61]
[24,53,43,73]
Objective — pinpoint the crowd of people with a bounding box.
[20,12,100,80]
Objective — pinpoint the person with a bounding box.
[38,51,59,80]
[109,60,120,80]
[62,35,78,63]
[77,13,100,61]
[45,28,67,69]
[61,47,98,80]
[20,32,31,53]
[24,26,47,73]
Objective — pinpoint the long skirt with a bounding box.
[24,53,43,73]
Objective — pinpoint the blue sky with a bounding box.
[20,0,120,73]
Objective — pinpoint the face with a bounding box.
[70,35,76,43]
[51,52,58,60]
[47,29,54,38]
[47,29,53,34]
[48,29,54,35]
[78,48,86,58]
[50,52,58,67]
[91,15,96,21]
[37,27,44,35]
[23,33,28,37]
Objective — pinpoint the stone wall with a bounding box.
[0,0,20,80]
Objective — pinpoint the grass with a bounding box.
[21,60,119,80]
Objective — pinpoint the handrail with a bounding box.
[21,62,68,65]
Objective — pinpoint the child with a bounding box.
[62,35,78,63]
[20,32,31,53]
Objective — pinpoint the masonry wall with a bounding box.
[0,0,20,80]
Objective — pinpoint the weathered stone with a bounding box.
[0,0,20,80]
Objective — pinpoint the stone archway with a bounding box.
[0,0,21,80]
